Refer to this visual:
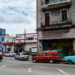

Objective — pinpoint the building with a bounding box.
[0,28,6,51]
[2,35,16,53]
[15,33,37,53]
[37,0,75,56]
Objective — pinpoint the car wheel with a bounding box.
[33,59,37,63]
[66,60,73,64]
[49,60,53,63]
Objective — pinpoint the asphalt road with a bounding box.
[0,57,75,75]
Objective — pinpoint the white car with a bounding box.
[15,52,29,61]
[4,52,16,57]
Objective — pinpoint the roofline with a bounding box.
[16,33,37,35]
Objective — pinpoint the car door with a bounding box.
[39,53,44,62]
[43,53,50,62]
[71,56,75,63]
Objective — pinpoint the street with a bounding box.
[0,57,75,75]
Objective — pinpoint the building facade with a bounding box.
[0,28,6,51]
[2,35,16,53]
[15,33,37,53]
[37,0,75,56]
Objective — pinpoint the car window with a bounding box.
[22,53,26,55]
[40,53,43,56]
[52,53,59,56]
[43,53,50,56]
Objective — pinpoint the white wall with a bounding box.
[31,48,37,52]
[16,34,37,43]
[25,43,37,52]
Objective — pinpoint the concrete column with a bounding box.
[73,39,75,51]
[24,44,26,52]
[11,45,15,52]
[3,45,6,52]
[37,40,43,54]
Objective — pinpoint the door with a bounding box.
[43,53,50,62]
[63,47,68,56]
[61,10,67,21]
[39,53,44,62]
[45,13,50,26]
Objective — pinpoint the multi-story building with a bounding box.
[0,28,6,51]
[2,35,16,53]
[15,33,37,53]
[37,0,75,56]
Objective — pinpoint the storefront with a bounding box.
[15,43,25,53]
[42,39,73,56]
[2,42,15,53]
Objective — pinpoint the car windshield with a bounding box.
[52,53,59,56]
[19,52,28,55]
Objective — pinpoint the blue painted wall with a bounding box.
[0,28,6,36]
[0,28,6,51]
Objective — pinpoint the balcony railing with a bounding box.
[41,19,72,30]
[41,0,72,10]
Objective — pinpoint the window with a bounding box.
[43,53,50,56]
[52,53,59,56]
[40,53,43,56]
[45,13,50,26]
[26,37,34,40]
[18,40,21,42]
[45,0,49,4]
[2,37,4,41]
[61,10,67,21]
[0,32,2,36]
[19,35,22,38]
[40,53,50,56]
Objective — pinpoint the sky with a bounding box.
[0,0,36,36]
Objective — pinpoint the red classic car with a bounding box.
[32,51,61,63]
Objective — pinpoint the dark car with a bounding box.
[0,51,3,61]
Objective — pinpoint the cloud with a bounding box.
[0,15,6,23]
[0,23,36,36]
[0,0,36,35]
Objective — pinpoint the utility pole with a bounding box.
[24,29,26,52]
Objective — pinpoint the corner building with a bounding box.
[37,0,75,56]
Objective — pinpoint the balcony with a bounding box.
[41,0,72,10]
[40,19,72,30]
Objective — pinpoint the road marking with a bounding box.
[0,65,6,70]
[28,67,32,72]
[56,68,69,75]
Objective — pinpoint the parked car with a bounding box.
[32,51,61,63]
[0,51,3,61]
[15,52,29,61]
[54,49,64,59]
[4,52,16,57]
[64,55,75,64]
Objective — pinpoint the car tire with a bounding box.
[33,59,37,63]
[66,60,73,64]
[49,60,53,63]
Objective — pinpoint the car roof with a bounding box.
[40,51,58,53]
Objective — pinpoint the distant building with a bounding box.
[15,33,37,53]
[0,28,6,36]
[0,28,6,51]
[2,35,16,53]
[37,0,75,56]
